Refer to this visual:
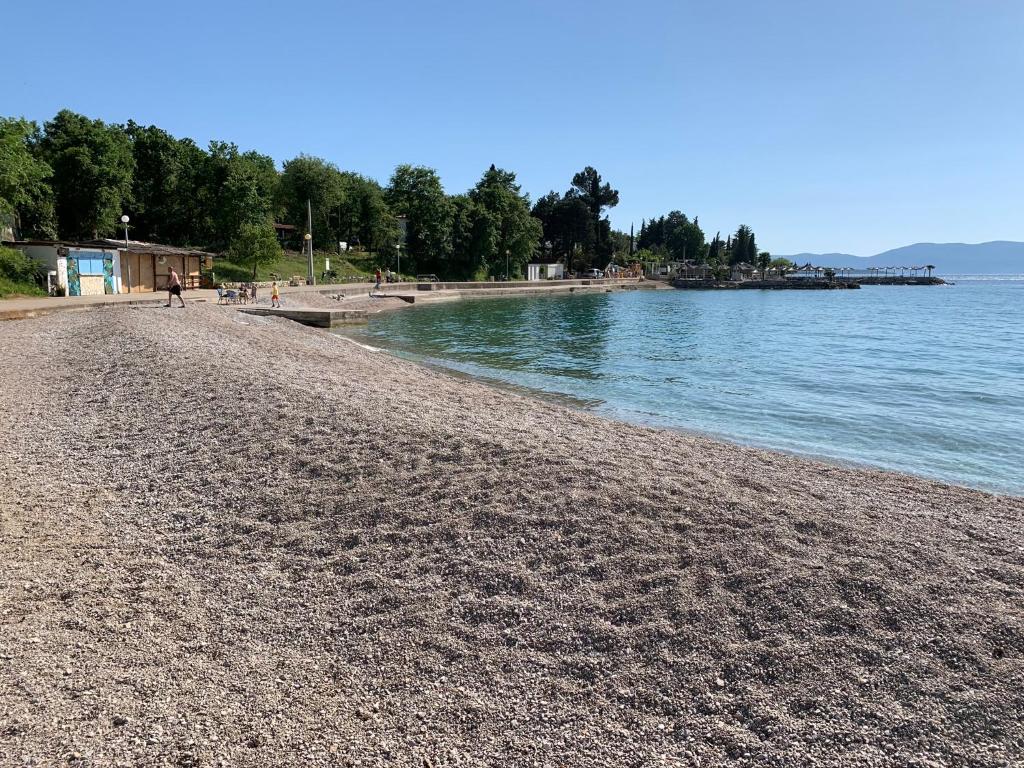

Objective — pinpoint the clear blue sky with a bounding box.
[4,0,1023,255]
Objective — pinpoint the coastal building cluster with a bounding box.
[6,238,210,296]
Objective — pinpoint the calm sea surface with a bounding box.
[343,277,1024,495]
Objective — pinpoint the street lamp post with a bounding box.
[120,214,131,293]
[395,214,408,282]
[304,233,313,286]
[506,249,510,281]
[305,198,315,286]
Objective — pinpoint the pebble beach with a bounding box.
[1,301,1022,767]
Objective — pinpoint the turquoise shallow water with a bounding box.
[344,278,1024,495]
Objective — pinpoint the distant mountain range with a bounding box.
[776,241,1024,274]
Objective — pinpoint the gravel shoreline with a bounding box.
[1,303,1022,767]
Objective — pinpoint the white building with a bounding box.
[526,262,565,281]
[12,241,122,296]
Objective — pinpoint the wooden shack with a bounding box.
[85,239,212,293]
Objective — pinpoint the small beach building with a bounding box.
[273,223,297,248]
[527,262,565,281]
[84,239,212,293]
[730,262,756,281]
[644,261,685,278]
[677,260,712,280]
[9,239,214,296]
[10,240,122,296]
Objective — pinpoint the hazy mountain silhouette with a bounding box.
[777,241,1024,274]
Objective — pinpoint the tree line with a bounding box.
[1,109,769,280]
[637,214,771,273]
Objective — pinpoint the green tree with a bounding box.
[769,257,795,277]
[278,155,345,250]
[450,194,493,279]
[609,229,632,260]
[229,220,283,281]
[334,172,400,258]
[663,212,705,263]
[38,110,134,239]
[570,166,619,261]
[0,117,55,238]
[199,142,278,248]
[386,165,453,276]
[757,251,771,278]
[707,232,724,263]
[466,164,541,278]
[125,122,213,245]
[531,191,593,273]
[731,224,757,265]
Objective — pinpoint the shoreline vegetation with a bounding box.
[1,303,1021,765]
[3,111,776,288]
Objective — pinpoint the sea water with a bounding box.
[344,277,1024,495]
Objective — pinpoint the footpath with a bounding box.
[0,278,659,322]
[0,282,376,321]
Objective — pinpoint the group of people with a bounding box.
[215,283,256,305]
[373,267,397,291]
[165,266,282,308]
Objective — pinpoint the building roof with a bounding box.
[9,239,121,251]
[84,239,215,258]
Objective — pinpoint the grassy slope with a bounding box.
[213,250,384,283]
[0,276,46,299]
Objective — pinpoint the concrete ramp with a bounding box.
[238,307,366,327]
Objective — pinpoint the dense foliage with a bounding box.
[531,166,621,271]
[0,118,56,238]
[1,109,765,280]
[637,216,763,270]
[0,244,45,297]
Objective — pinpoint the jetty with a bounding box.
[672,278,860,290]
[238,306,367,327]
[847,275,945,286]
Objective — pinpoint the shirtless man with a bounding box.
[166,267,186,308]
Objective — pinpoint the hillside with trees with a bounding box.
[1,109,764,280]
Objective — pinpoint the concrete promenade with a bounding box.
[0,278,657,321]
[0,282,374,320]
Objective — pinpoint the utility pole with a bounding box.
[306,199,315,286]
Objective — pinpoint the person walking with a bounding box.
[270,281,281,308]
[165,267,186,308]
[374,267,382,292]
